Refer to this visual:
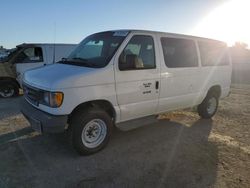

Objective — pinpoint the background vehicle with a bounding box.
[0,51,9,61]
[0,43,76,98]
[21,30,232,155]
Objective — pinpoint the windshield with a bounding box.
[62,31,127,68]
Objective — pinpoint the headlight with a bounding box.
[40,91,64,108]
[50,92,64,107]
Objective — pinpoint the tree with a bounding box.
[233,42,248,49]
[230,42,250,64]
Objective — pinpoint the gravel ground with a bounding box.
[0,84,249,188]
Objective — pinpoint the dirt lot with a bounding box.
[0,84,249,188]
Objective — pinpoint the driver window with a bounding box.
[119,35,155,71]
[19,47,43,63]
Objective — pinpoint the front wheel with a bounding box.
[198,93,219,119]
[70,107,113,155]
[0,81,19,98]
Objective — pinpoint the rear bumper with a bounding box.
[20,98,68,133]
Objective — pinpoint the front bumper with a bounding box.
[21,98,68,133]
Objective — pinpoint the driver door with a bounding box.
[115,34,160,122]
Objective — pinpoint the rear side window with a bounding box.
[161,38,198,68]
[198,41,229,66]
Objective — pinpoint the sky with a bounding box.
[0,0,248,49]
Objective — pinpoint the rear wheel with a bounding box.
[198,93,219,119]
[70,107,113,155]
[0,81,19,98]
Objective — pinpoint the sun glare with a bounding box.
[192,0,250,46]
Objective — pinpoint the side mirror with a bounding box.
[119,54,138,70]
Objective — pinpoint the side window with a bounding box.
[161,38,198,68]
[198,41,229,66]
[119,35,155,70]
[17,47,43,63]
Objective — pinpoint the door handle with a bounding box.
[155,81,159,90]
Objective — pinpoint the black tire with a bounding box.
[69,107,113,155]
[198,92,219,119]
[0,81,19,98]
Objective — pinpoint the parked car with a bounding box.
[21,30,232,155]
[0,43,76,98]
[0,53,8,61]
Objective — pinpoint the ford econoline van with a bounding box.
[21,30,232,155]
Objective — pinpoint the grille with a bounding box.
[23,84,42,106]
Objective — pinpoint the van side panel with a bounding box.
[54,45,76,62]
[157,34,232,114]
[157,34,203,113]
[45,45,76,64]
[197,40,232,101]
[198,65,232,99]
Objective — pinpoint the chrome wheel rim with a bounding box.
[207,97,217,115]
[81,119,107,148]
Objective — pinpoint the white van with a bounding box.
[0,43,76,97]
[21,30,232,155]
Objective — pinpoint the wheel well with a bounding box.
[208,85,221,98]
[68,100,116,123]
[0,77,20,88]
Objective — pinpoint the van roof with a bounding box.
[16,43,76,48]
[108,29,226,44]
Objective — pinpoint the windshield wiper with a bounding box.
[60,57,88,63]
[71,57,89,62]
[59,58,97,68]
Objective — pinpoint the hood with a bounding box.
[23,63,114,90]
